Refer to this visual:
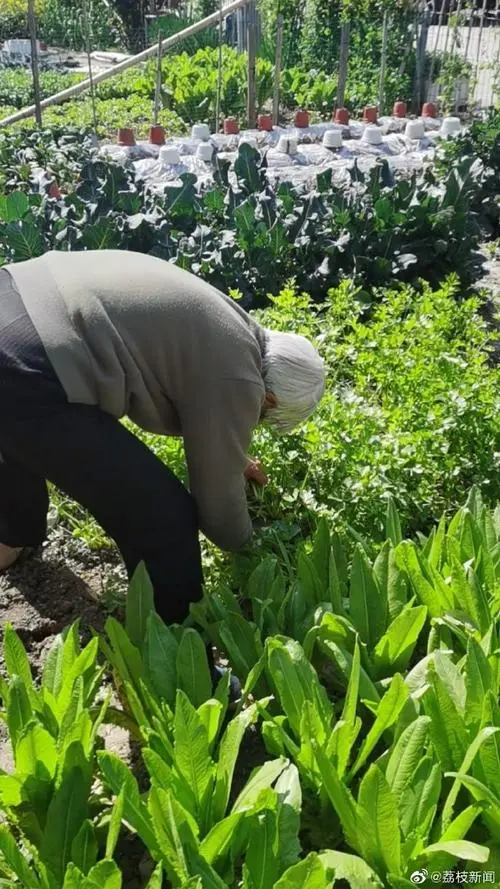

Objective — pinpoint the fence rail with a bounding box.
[0,0,252,129]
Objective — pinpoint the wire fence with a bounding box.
[142,1,500,112]
[2,0,500,133]
[424,1,500,109]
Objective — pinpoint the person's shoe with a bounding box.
[0,544,24,571]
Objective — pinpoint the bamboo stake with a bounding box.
[247,0,256,127]
[0,0,249,128]
[474,0,488,98]
[450,0,463,112]
[427,0,446,100]
[272,13,283,126]
[337,21,350,109]
[463,2,475,62]
[215,0,223,133]
[82,0,98,135]
[154,22,162,125]
[27,0,42,127]
[378,9,390,114]
[493,0,500,105]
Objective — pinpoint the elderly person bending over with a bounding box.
[0,250,325,625]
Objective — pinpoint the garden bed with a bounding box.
[0,96,499,889]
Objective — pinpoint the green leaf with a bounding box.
[321,640,380,705]
[0,826,41,888]
[265,637,332,740]
[311,518,331,591]
[357,764,401,877]
[395,542,449,618]
[3,624,33,689]
[267,767,301,873]
[145,864,164,889]
[16,721,58,779]
[373,543,407,622]
[423,662,468,771]
[86,860,122,889]
[126,561,155,651]
[234,201,256,239]
[144,613,179,706]
[297,551,324,607]
[0,191,29,222]
[247,556,279,601]
[386,498,402,546]
[42,634,69,699]
[319,850,384,888]
[328,547,344,614]
[218,613,263,680]
[173,690,213,821]
[232,758,288,814]
[478,692,500,794]
[274,852,328,889]
[350,674,408,777]
[0,774,24,807]
[245,807,279,889]
[212,702,260,823]
[6,676,33,755]
[79,218,122,251]
[4,220,44,260]
[197,699,223,750]
[105,787,125,860]
[199,811,243,864]
[326,640,361,778]
[464,637,493,729]
[373,605,427,676]
[349,545,387,648]
[176,630,212,709]
[104,617,145,690]
[386,716,431,806]
[234,143,262,193]
[40,762,91,884]
[449,556,484,629]
[439,804,481,846]
[399,757,441,840]
[62,863,84,889]
[422,840,490,863]
[442,727,500,830]
[98,752,158,854]
[445,772,500,811]
[313,744,359,852]
[71,820,98,876]
[331,531,348,594]
[148,787,194,886]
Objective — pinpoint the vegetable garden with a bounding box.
[1,5,500,887]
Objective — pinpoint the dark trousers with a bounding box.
[0,280,203,626]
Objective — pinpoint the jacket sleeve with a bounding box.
[178,378,264,552]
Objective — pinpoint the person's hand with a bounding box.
[244,458,268,486]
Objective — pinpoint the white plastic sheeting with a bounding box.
[98,116,456,193]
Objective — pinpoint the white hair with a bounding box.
[261,329,326,433]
